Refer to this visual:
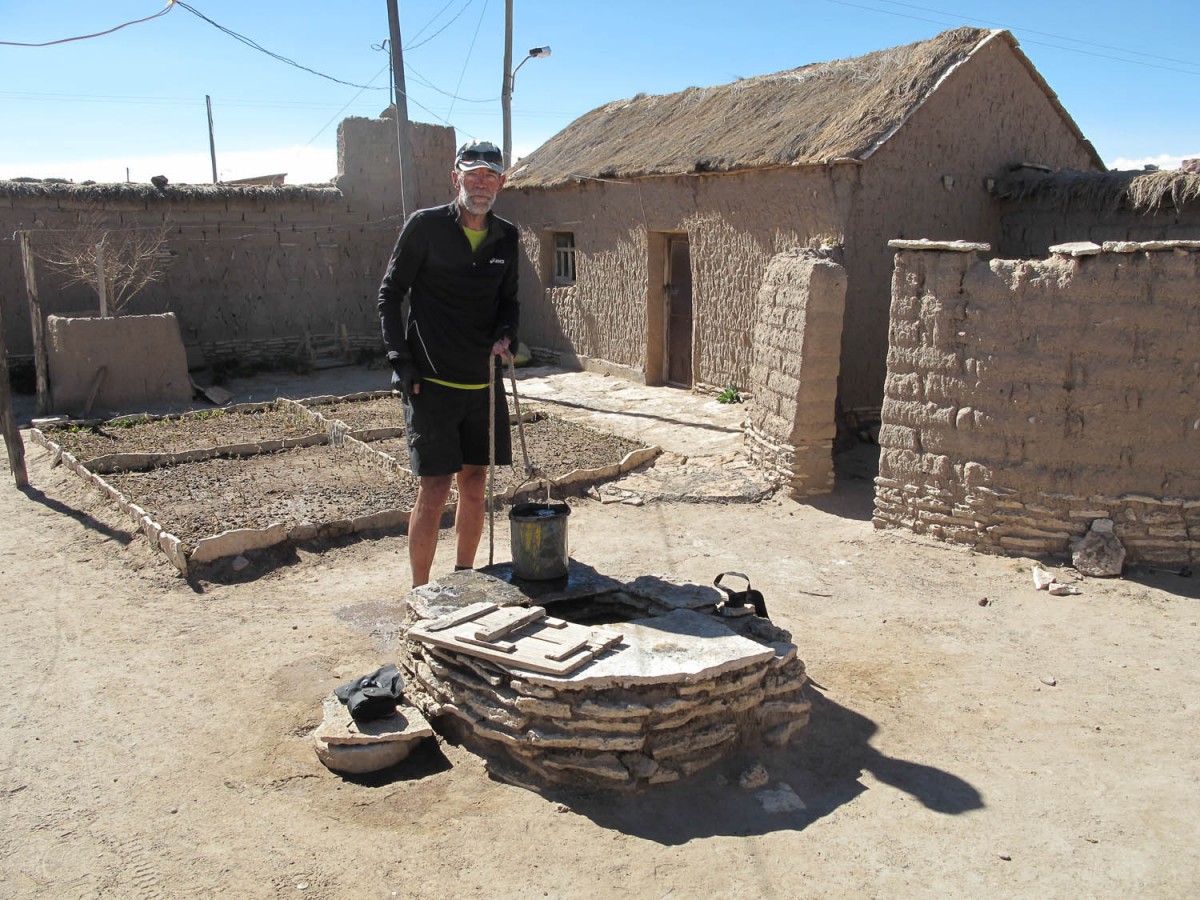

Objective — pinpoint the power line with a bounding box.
[174,2,387,91]
[867,0,1200,70]
[820,0,1200,77]
[404,0,478,52]
[306,62,392,147]
[0,90,381,112]
[0,1,176,47]
[446,0,492,122]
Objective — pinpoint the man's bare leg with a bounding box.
[454,464,488,569]
[409,474,454,587]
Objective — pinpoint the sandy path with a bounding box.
[1,441,1198,898]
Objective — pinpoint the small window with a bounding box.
[553,232,576,285]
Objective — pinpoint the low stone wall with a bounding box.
[875,240,1200,567]
[399,571,810,791]
[743,249,846,498]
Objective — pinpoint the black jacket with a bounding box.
[378,202,519,386]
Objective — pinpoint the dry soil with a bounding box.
[1,416,1199,898]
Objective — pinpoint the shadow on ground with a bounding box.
[19,484,134,546]
[528,683,982,845]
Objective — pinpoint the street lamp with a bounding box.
[502,45,551,169]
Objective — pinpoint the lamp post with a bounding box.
[501,45,551,169]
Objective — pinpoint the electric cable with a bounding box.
[174,2,387,91]
[0,1,176,47]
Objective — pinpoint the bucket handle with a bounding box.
[513,473,563,506]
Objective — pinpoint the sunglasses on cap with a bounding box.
[458,148,503,164]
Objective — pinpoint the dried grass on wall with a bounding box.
[995,168,1200,214]
[0,180,340,203]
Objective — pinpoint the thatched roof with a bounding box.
[0,179,340,202]
[507,27,1098,189]
[994,167,1200,214]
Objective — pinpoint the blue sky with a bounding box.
[2,0,1197,184]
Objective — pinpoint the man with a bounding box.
[378,140,519,587]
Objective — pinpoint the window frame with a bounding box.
[551,231,577,286]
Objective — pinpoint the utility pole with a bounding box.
[501,0,514,169]
[206,94,218,184]
[386,0,417,217]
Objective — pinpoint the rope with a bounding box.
[487,355,496,566]
[508,356,537,488]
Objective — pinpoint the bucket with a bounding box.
[509,501,571,580]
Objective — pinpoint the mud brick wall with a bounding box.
[743,249,846,498]
[875,242,1200,567]
[0,121,454,368]
[999,201,1200,258]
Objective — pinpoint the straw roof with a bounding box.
[508,27,1057,189]
[994,167,1200,214]
[0,179,340,202]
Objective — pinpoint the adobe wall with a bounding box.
[998,197,1200,258]
[743,249,847,498]
[45,313,192,415]
[845,33,1102,410]
[874,242,1200,567]
[0,121,454,369]
[498,168,846,388]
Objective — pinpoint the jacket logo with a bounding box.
[488,257,506,265]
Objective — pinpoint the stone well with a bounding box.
[397,568,810,791]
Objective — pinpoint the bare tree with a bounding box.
[36,210,175,316]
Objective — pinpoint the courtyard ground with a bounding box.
[0,365,1197,898]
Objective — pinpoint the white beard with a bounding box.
[458,183,496,215]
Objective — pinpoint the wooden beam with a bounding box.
[18,232,51,415]
[0,291,29,489]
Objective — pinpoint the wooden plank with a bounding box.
[544,637,590,662]
[409,613,623,676]
[83,366,107,417]
[422,601,498,632]
[18,232,50,416]
[473,606,546,642]
[455,634,516,653]
[0,289,29,488]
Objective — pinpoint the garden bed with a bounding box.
[30,393,659,575]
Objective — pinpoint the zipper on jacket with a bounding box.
[408,320,439,374]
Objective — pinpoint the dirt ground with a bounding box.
[2,382,1199,898]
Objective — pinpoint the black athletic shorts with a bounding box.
[402,379,512,477]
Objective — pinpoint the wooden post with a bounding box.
[0,291,30,489]
[18,231,51,415]
[96,237,108,318]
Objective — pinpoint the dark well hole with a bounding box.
[541,589,666,626]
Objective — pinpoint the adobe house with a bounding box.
[498,27,1104,413]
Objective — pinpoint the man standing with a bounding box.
[378,140,519,587]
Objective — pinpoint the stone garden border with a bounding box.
[29,394,661,576]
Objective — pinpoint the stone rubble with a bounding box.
[1072,518,1126,577]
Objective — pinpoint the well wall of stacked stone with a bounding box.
[874,242,1200,566]
[400,578,810,791]
[743,249,846,498]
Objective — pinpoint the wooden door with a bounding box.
[665,236,693,387]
